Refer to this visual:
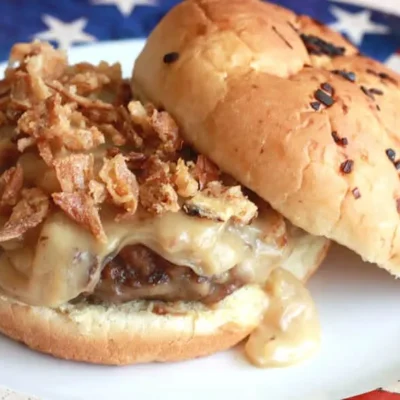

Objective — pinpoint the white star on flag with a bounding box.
[329,6,389,45]
[34,15,96,50]
[329,0,400,18]
[91,0,157,17]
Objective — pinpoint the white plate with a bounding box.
[1,40,400,400]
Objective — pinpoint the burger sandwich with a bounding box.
[0,0,397,368]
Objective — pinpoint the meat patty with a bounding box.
[90,245,248,305]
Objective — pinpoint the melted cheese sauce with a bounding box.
[245,268,320,367]
[0,206,286,307]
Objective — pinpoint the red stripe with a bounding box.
[347,390,400,400]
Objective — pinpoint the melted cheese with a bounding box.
[0,207,285,307]
[245,268,320,367]
[0,189,321,368]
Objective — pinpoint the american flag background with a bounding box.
[0,0,399,399]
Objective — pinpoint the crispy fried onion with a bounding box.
[53,153,94,192]
[7,41,67,81]
[98,124,127,146]
[61,62,122,95]
[183,182,257,224]
[0,188,49,242]
[52,154,106,241]
[172,159,198,198]
[150,109,182,153]
[0,41,258,242]
[47,81,114,111]
[0,164,23,211]
[3,42,67,113]
[99,154,139,218]
[17,94,105,163]
[10,71,51,110]
[89,180,107,204]
[91,106,143,149]
[139,156,180,214]
[128,101,152,134]
[118,105,143,148]
[128,101,182,154]
[53,192,106,243]
[193,155,220,190]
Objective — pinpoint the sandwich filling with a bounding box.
[0,42,324,367]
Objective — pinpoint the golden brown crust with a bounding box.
[132,0,400,274]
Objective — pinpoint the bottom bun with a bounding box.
[0,286,268,365]
[0,235,330,365]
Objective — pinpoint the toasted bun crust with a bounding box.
[132,0,400,274]
[0,236,328,365]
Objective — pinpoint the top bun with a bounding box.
[132,0,400,275]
